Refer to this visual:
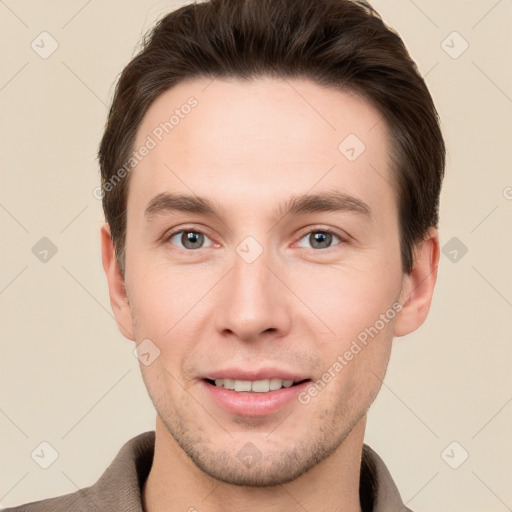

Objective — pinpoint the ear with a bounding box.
[100,222,135,341]
[394,227,440,337]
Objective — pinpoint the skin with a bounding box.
[101,77,439,512]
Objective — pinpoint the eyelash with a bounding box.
[162,225,346,253]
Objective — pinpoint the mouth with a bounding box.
[200,376,312,417]
[204,377,310,393]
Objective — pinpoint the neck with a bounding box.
[142,415,366,512]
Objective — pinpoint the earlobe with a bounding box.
[394,227,440,337]
[100,223,135,341]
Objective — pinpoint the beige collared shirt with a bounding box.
[3,431,413,512]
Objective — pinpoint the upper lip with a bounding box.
[201,368,310,382]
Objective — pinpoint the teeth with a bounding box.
[212,378,297,392]
[269,378,283,391]
[234,380,251,392]
[251,379,270,392]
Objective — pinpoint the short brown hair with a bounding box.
[98,0,445,275]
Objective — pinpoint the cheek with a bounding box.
[126,261,217,370]
[304,319,394,416]
[127,260,196,326]
[294,262,401,344]
[293,261,400,399]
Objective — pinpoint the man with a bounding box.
[5,0,444,510]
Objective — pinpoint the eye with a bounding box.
[296,229,343,250]
[165,229,213,250]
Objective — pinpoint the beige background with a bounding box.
[1,1,511,510]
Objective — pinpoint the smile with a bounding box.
[206,378,307,393]
[201,378,311,416]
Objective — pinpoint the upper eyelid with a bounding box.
[295,225,346,240]
[163,225,214,242]
[163,226,215,247]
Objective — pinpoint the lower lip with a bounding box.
[201,380,310,417]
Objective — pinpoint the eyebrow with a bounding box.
[278,190,371,218]
[144,190,371,221]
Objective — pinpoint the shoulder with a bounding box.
[361,443,415,512]
[1,487,99,511]
[2,431,155,512]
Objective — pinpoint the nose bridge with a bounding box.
[216,240,290,340]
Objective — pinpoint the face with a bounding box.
[103,77,436,486]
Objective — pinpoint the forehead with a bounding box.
[128,77,396,221]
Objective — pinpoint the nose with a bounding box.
[214,245,292,342]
